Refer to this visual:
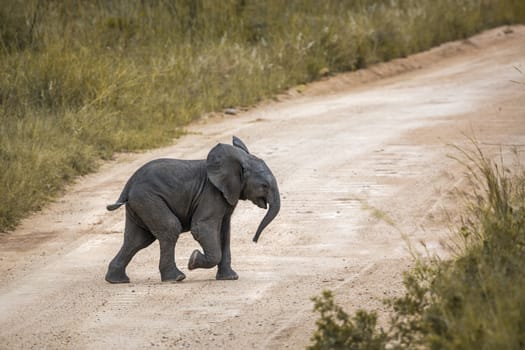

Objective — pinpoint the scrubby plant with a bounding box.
[309,290,388,350]
[309,145,525,349]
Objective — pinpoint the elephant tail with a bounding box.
[106,178,131,211]
[106,202,125,211]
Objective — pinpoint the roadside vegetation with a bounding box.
[308,145,525,349]
[1,0,525,231]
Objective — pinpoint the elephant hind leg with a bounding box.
[157,235,186,282]
[133,198,186,282]
[106,213,156,284]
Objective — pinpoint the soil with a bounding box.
[1,25,524,349]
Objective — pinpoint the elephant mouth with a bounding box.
[255,197,267,209]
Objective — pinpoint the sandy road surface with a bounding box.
[1,26,524,349]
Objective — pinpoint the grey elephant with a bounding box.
[105,136,280,283]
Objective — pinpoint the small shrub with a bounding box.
[309,145,525,349]
[309,290,387,350]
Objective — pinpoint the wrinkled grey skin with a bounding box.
[105,136,280,283]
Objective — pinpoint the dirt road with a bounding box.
[1,26,524,349]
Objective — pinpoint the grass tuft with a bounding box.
[309,144,525,349]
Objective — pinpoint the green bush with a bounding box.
[309,290,388,350]
[1,0,525,231]
[308,145,525,349]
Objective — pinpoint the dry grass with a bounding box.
[309,146,525,349]
[1,0,525,230]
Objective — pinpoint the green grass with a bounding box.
[1,0,525,231]
[308,145,525,349]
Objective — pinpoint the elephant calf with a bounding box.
[105,136,280,283]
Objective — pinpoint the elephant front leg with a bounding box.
[216,215,238,280]
[188,219,232,277]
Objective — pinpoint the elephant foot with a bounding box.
[188,250,201,270]
[161,267,186,282]
[188,249,221,270]
[105,268,130,284]
[216,267,239,280]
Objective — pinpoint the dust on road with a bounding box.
[1,26,524,349]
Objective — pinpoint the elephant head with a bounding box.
[206,136,280,243]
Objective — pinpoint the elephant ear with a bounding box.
[206,143,245,206]
[232,136,250,154]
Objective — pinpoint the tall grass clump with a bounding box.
[2,0,525,231]
[309,146,525,349]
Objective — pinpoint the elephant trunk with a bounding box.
[253,181,280,243]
